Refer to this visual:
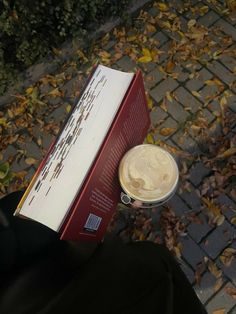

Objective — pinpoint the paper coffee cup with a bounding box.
[118,144,179,208]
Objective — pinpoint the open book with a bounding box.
[15,64,150,241]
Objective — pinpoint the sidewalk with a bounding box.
[0,1,236,313]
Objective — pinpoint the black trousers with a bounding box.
[0,191,207,314]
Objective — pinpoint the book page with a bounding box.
[19,65,134,231]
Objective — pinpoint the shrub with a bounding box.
[0,0,129,95]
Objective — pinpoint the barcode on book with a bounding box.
[84,213,102,231]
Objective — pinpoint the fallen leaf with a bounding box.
[147,96,154,110]
[212,309,225,314]
[46,88,62,98]
[216,147,236,159]
[25,157,37,165]
[26,87,34,95]
[199,5,209,15]
[146,133,155,144]
[146,23,156,33]
[138,48,152,63]
[220,247,236,266]
[187,19,196,28]
[207,259,222,278]
[66,104,72,113]
[214,277,223,292]
[230,217,236,225]
[166,60,175,73]
[225,286,236,299]
[166,91,173,102]
[213,214,225,226]
[159,128,176,136]
[157,3,169,11]
[191,90,201,98]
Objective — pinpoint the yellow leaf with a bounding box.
[26,87,34,95]
[146,133,155,144]
[220,247,236,266]
[216,147,236,159]
[142,48,152,57]
[187,19,196,28]
[0,118,8,127]
[146,23,156,33]
[127,35,137,42]
[191,90,201,98]
[199,5,209,15]
[47,88,62,98]
[147,96,154,110]
[157,3,169,11]
[66,104,72,113]
[212,309,225,314]
[138,55,152,63]
[202,197,221,217]
[166,91,173,102]
[220,96,227,107]
[25,157,37,165]
[230,217,236,225]
[159,128,176,136]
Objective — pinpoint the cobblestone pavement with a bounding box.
[0,1,236,313]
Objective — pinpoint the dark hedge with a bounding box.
[0,0,129,94]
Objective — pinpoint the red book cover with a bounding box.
[15,65,150,242]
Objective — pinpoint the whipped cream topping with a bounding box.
[119,144,179,202]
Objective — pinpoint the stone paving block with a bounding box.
[150,106,168,126]
[186,68,213,92]
[144,67,164,89]
[207,99,221,113]
[153,116,178,141]
[116,55,137,72]
[206,281,236,313]
[187,212,214,243]
[2,145,18,162]
[179,259,195,285]
[200,84,222,104]
[179,235,206,269]
[152,31,169,47]
[174,65,189,83]
[207,60,235,86]
[214,19,236,41]
[173,86,202,113]
[25,167,36,182]
[10,158,28,172]
[49,104,68,123]
[194,271,225,305]
[201,108,215,124]
[158,41,173,63]
[200,220,235,259]
[150,77,179,103]
[217,194,236,222]
[171,129,201,154]
[189,162,211,186]
[217,242,236,287]
[42,132,55,150]
[198,10,220,27]
[61,76,81,99]
[167,194,191,217]
[219,54,236,73]
[165,99,189,123]
[179,183,202,213]
[24,141,43,159]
